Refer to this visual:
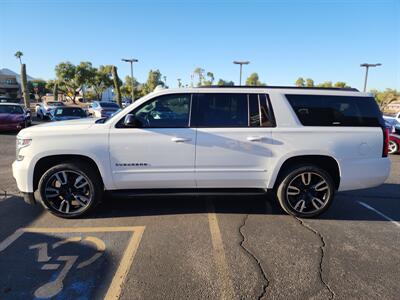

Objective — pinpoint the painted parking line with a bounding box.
[358,201,400,228]
[0,226,145,300]
[206,199,235,300]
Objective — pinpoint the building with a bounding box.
[0,71,20,100]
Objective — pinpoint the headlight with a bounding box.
[16,137,32,161]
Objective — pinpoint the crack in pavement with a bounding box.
[239,214,269,300]
[294,217,335,299]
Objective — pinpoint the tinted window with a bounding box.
[0,105,23,114]
[193,93,248,127]
[54,107,86,117]
[47,102,64,107]
[99,102,119,108]
[249,94,260,127]
[286,95,383,127]
[119,94,191,128]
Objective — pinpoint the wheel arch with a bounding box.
[271,155,341,190]
[33,154,105,192]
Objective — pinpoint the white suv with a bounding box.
[13,86,391,218]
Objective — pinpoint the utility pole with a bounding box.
[360,63,381,92]
[233,61,250,85]
[122,58,139,101]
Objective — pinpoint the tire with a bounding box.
[38,162,103,218]
[276,165,335,218]
[388,140,398,154]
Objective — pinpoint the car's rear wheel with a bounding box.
[388,140,398,154]
[276,165,335,218]
[38,162,103,218]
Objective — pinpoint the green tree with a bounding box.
[217,79,234,86]
[90,65,113,100]
[203,72,215,86]
[55,62,80,103]
[143,69,166,94]
[305,78,314,87]
[14,51,23,65]
[121,75,141,100]
[28,79,48,101]
[246,73,265,86]
[295,77,305,87]
[371,89,400,110]
[193,67,205,86]
[317,81,333,88]
[177,78,183,88]
[334,81,350,88]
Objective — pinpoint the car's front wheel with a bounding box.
[38,162,103,218]
[388,140,398,154]
[276,165,335,218]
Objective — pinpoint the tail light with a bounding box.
[383,128,389,157]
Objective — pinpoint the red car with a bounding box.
[0,103,28,132]
[389,134,400,154]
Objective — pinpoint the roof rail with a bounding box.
[198,85,359,92]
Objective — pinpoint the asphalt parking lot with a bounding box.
[0,122,399,299]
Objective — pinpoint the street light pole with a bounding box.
[360,63,381,92]
[233,61,250,85]
[122,58,139,101]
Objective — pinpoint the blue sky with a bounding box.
[1,0,399,90]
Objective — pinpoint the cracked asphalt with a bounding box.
[1,124,399,299]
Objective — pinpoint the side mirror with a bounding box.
[124,114,140,127]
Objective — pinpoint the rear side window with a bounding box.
[192,93,248,127]
[248,94,275,127]
[286,94,383,127]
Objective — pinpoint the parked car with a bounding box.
[13,86,391,218]
[122,99,132,108]
[383,112,400,123]
[0,103,29,131]
[36,101,65,119]
[88,101,120,118]
[388,134,400,154]
[49,106,88,121]
[384,117,400,135]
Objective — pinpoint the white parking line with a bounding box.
[358,201,400,228]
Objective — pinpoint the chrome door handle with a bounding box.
[171,137,191,143]
[247,136,262,142]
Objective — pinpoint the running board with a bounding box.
[108,188,268,198]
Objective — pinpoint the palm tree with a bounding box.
[14,51,23,65]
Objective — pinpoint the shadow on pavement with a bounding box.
[89,182,400,222]
[0,195,43,242]
[0,231,112,299]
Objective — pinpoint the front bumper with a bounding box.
[0,122,24,131]
[12,159,32,193]
[22,192,36,205]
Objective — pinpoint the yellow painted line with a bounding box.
[206,199,235,300]
[0,226,146,300]
[104,226,145,300]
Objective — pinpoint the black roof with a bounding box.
[198,85,359,92]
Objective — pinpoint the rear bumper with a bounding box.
[338,157,391,191]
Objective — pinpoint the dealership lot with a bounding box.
[0,127,399,299]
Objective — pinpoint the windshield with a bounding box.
[47,102,64,107]
[99,102,119,108]
[54,107,86,117]
[0,105,24,114]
